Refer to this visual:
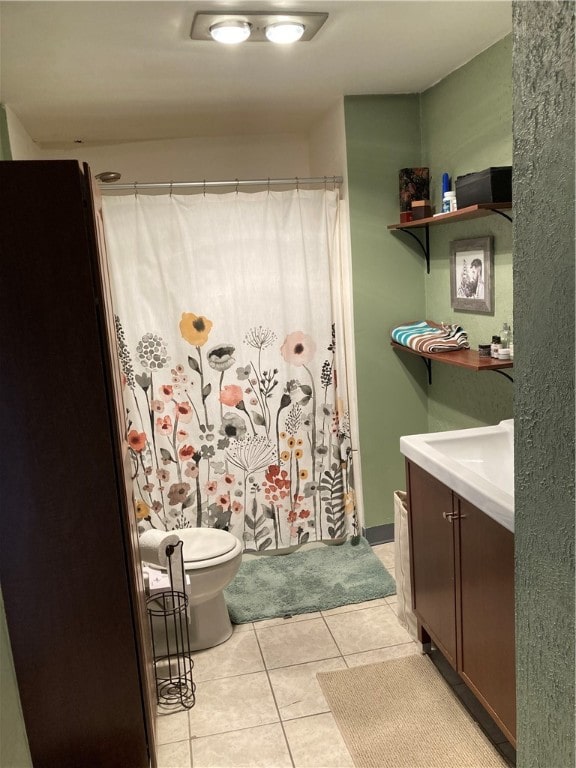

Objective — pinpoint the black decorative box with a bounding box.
[455,166,512,209]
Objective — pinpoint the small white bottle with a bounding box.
[498,323,511,359]
[443,191,457,213]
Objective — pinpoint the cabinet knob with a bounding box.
[442,511,458,522]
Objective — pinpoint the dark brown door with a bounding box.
[407,461,458,668]
[457,497,516,744]
[0,160,154,767]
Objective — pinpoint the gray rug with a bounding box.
[224,537,396,623]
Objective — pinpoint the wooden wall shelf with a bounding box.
[387,203,513,272]
[391,341,513,384]
[387,202,512,231]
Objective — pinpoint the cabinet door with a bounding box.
[407,462,458,668]
[457,497,516,744]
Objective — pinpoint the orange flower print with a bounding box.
[280,331,316,366]
[299,509,311,519]
[135,499,150,519]
[287,511,298,523]
[205,480,218,494]
[180,313,213,347]
[128,430,147,452]
[219,384,244,407]
[175,401,193,423]
[156,415,172,435]
[231,501,243,515]
[223,474,236,486]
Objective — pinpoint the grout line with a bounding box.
[253,628,296,768]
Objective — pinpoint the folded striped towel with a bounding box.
[391,321,469,353]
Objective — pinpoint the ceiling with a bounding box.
[0,1,512,147]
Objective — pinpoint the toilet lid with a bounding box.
[181,528,237,563]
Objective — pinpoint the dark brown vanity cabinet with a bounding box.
[406,461,516,746]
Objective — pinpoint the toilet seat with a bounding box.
[180,528,242,570]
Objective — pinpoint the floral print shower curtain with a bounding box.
[102,189,358,551]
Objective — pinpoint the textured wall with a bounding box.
[344,95,428,529]
[421,36,514,433]
[513,2,575,766]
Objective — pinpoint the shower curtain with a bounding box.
[102,188,359,551]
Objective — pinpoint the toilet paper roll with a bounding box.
[138,529,180,568]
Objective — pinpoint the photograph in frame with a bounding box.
[450,236,494,314]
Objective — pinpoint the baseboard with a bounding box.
[363,523,394,545]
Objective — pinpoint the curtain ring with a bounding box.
[296,177,299,192]
[235,178,239,195]
[323,176,327,191]
[267,177,270,196]
[133,181,138,197]
[203,179,206,197]
[169,181,173,198]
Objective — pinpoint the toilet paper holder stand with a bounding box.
[145,540,196,710]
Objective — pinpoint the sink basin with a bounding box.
[400,419,514,531]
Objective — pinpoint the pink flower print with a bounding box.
[156,468,170,483]
[151,399,164,413]
[205,480,218,495]
[167,482,191,506]
[176,429,188,443]
[185,462,199,479]
[218,494,230,510]
[159,384,174,401]
[231,501,243,515]
[219,384,244,407]
[175,401,193,423]
[156,416,172,436]
[250,397,258,406]
[299,509,311,519]
[281,331,316,366]
[178,444,195,461]
[223,474,236,486]
[288,511,298,523]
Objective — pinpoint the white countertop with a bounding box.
[400,419,514,532]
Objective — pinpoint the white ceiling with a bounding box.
[0,0,512,147]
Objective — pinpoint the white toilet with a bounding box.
[146,527,243,652]
[178,528,243,650]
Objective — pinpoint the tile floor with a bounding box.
[155,543,516,768]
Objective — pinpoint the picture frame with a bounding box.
[450,236,494,313]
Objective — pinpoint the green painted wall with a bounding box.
[0,105,13,161]
[344,96,428,531]
[0,588,32,768]
[345,38,514,528]
[513,2,575,765]
[421,36,514,433]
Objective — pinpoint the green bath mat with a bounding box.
[224,537,396,623]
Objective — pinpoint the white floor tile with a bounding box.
[321,597,388,617]
[372,541,395,570]
[256,617,340,669]
[254,611,322,629]
[155,710,189,745]
[344,641,420,667]
[191,722,292,767]
[192,628,264,682]
[156,738,191,768]
[268,657,347,721]
[283,712,355,767]
[189,671,278,738]
[324,604,413,655]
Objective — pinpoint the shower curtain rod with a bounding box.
[98,175,343,192]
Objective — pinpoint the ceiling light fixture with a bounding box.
[209,20,252,44]
[191,12,328,44]
[265,22,305,44]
